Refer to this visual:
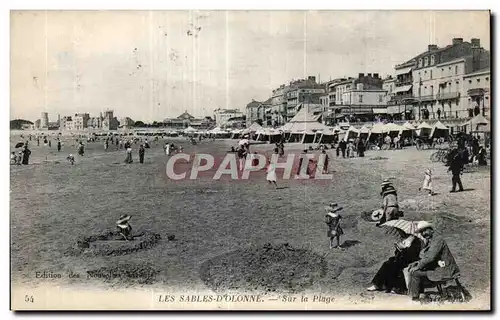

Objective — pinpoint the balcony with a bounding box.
[467,88,486,97]
[418,95,435,102]
[388,93,414,105]
[437,92,460,101]
[395,80,412,86]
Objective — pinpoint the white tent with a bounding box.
[416,122,432,129]
[461,114,490,133]
[184,126,196,133]
[242,122,264,134]
[383,123,406,133]
[402,121,416,130]
[344,126,359,141]
[370,122,386,134]
[430,121,449,137]
[416,122,432,137]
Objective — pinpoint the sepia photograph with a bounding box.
[9,9,491,311]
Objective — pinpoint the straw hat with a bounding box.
[381,179,393,187]
[416,221,433,232]
[326,203,343,213]
[116,214,131,225]
[382,186,397,196]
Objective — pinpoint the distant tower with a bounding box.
[57,114,61,126]
[41,112,49,128]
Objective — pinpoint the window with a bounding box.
[430,70,433,79]
[418,59,423,68]
[358,95,363,103]
[455,66,458,75]
[477,78,481,83]
[379,95,383,102]
[431,55,435,65]
[430,85,434,95]
[486,77,489,81]
[469,80,472,84]
[424,57,429,66]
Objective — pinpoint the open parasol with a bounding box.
[380,219,428,251]
[15,142,24,148]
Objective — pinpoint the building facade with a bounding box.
[213,109,244,126]
[325,73,387,123]
[87,117,102,129]
[463,69,490,117]
[285,76,325,118]
[61,116,74,131]
[73,113,90,130]
[270,84,289,126]
[246,98,272,126]
[40,112,49,129]
[393,37,490,121]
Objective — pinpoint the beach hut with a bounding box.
[281,107,332,143]
[242,122,264,137]
[416,122,433,137]
[461,114,490,133]
[344,126,359,141]
[383,123,406,134]
[366,122,386,143]
[430,121,449,138]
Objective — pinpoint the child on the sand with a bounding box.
[325,203,343,249]
[66,154,75,165]
[266,158,278,188]
[419,168,433,196]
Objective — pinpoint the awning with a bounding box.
[387,106,403,114]
[396,67,412,75]
[373,108,388,114]
[394,85,413,93]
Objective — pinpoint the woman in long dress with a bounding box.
[266,158,278,188]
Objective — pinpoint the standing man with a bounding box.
[139,144,145,164]
[406,222,460,302]
[338,139,347,158]
[448,142,466,193]
[78,142,85,156]
[57,139,62,152]
[322,149,329,174]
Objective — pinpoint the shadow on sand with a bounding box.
[340,240,361,249]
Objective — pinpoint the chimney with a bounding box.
[373,73,379,78]
[452,38,463,45]
[471,38,480,48]
[428,44,438,51]
[358,73,364,78]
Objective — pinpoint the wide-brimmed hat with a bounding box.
[416,221,433,232]
[326,203,343,213]
[116,214,131,225]
[381,179,393,187]
[382,186,397,196]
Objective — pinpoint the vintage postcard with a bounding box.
[10,10,491,311]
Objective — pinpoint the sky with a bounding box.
[10,10,490,122]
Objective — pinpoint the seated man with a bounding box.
[116,215,133,241]
[406,222,460,301]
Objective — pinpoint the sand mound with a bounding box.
[86,263,159,285]
[65,231,164,256]
[200,243,327,293]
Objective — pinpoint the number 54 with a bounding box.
[24,295,34,303]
